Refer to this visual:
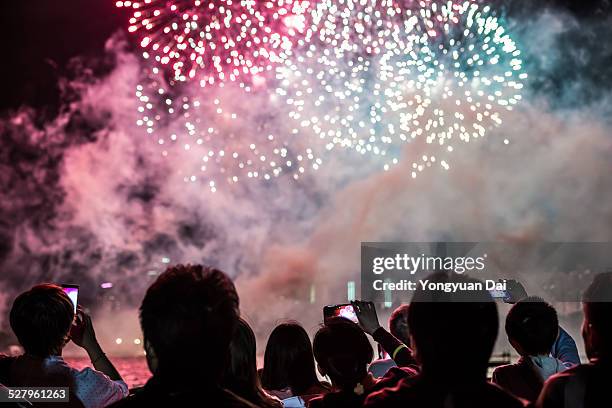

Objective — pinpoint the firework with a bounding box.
[129,0,527,187]
[135,69,322,191]
[304,0,405,57]
[386,0,526,148]
[277,0,526,173]
[116,0,309,87]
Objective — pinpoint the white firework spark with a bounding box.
[135,69,322,191]
[276,0,527,174]
[116,0,309,86]
[130,0,527,188]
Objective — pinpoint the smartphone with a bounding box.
[61,284,79,313]
[489,289,508,299]
[323,304,359,324]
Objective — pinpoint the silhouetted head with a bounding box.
[261,321,320,395]
[224,318,279,408]
[389,304,410,346]
[140,264,239,385]
[582,272,612,361]
[313,318,373,391]
[408,272,498,382]
[506,296,559,356]
[10,284,75,357]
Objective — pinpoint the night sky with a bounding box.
[0,0,610,113]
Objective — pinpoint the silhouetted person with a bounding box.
[0,284,127,408]
[537,272,612,408]
[493,297,567,402]
[260,321,329,406]
[504,280,580,367]
[110,264,256,408]
[222,318,282,408]
[309,318,375,408]
[364,272,526,408]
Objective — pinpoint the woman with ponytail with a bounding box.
[309,317,376,408]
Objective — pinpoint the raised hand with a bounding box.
[351,300,382,335]
[70,306,98,351]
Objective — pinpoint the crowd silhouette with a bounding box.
[1,264,611,408]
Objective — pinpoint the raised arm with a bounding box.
[70,307,124,382]
[552,327,581,367]
[351,301,417,368]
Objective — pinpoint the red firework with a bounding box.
[116,0,309,86]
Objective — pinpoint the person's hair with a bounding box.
[223,318,281,408]
[408,272,498,380]
[10,284,75,357]
[261,321,321,395]
[583,272,612,353]
[312,318,373,391]
[389,304,410,345]
[505,296,559,356]
[139,264,239,381]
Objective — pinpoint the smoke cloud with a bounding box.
[1,5,611,357]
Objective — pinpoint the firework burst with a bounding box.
[386,0,526,149]
[277,0,527,174]
[116,0,309,87]
[126,0,527,188]
[304,0,405,56]
[135,69,322,191]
